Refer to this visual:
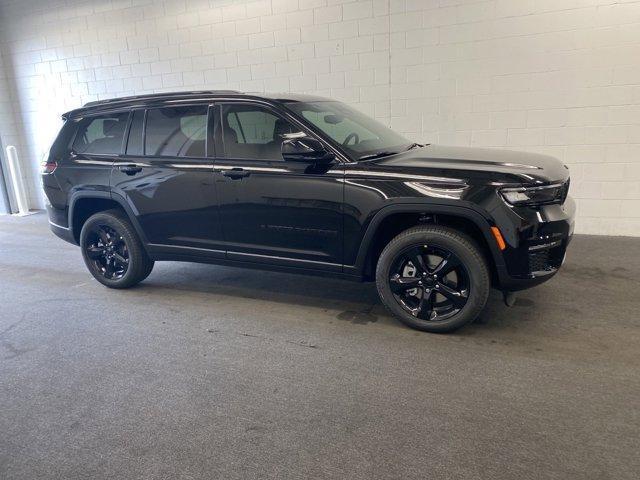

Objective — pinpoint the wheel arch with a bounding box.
[352,204,505,283]
[68,191,148,246]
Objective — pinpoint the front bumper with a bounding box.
[494,196,575,291]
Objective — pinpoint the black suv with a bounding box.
[43,91,574,332]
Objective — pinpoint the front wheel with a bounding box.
[80,209,154,289]
[376,225,490,333]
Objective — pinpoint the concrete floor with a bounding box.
[1,213,639,480]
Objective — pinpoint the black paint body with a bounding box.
[43,91,575,292]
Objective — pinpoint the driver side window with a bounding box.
[221,104,297,160]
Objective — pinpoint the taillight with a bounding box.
[41,159,57,174]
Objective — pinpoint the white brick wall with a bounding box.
[1,0,639,235]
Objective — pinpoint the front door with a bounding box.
[213,102,344,271]
[111,104,225,255]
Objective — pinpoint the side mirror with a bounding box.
[281,135,335,164]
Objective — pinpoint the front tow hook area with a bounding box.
[503,291,517,307]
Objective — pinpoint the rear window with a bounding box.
[145,106,207,158]
[72,112,129,155]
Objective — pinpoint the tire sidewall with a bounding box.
[376,228,489,333]
[80,212,142,288]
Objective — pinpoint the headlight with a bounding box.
[500,182,568,206]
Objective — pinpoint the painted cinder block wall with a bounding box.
[0,0,639,235]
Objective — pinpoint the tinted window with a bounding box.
[72,112,129,155]
[145,106,207,157]
[286,101,411,160]
[301,110,376,145]
[222,104,298,160]
[126,110,144,155]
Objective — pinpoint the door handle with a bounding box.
[118,164,142,175]
[221,168,250,180]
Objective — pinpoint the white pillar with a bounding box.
[5,145,30,216]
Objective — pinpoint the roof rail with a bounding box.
[82,90,244,108]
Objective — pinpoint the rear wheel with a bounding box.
[80,209,154,289]
[376,225,490,333]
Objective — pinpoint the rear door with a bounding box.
[68,111,130,198]
[111,104,224,256]
[213,102,344,270]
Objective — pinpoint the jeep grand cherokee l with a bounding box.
[42,91,574,333]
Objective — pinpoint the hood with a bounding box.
[366,144,570,186]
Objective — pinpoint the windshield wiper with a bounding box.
[405,142,423,151]
[358,151,398,161]
[358,144,423,161]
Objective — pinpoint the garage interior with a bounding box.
[2,213,639,479]
[1,0,640,479]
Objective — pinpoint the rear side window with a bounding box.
[145,106,207,158]
[72,112,129,155]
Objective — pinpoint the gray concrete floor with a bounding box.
[1,213,639,480]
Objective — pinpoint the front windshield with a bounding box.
[285,101,413,161]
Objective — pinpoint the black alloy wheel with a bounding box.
[80,209,154,289]
[376,225,490,333]
[389,245,469,322]
[84,224,130,280]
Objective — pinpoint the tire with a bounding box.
[376,225,490,333]
[80,209,154,289]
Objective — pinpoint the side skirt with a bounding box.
[146,244,364,282]
[148,251,366,282]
